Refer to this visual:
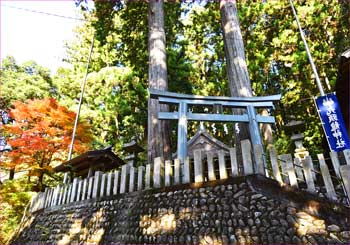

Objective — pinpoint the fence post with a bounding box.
[330,151,341,178]
[340,165,350,204]
[218,150,228,179]
[61,185,68,204]
[183,157,191,184]
[280,154,298,187]
[153,157,164,188]
[87,177,94,199]
[241,139,253,175]
[106,172,113,196]
[92,171,103,198]
[129,167,135,192]
[57,185,64,205]
[145,164,151,189]
[294,157,305,182]
[50,187,57,207]
[66,184,73,204]
[100,173,107,197]
[317,154,337,201]
[279,154,289,184]
[174,159,181,185]
[45,188,52,208]
[81,178,88,201]
[269,147,283,184]
[70,178,79,202]
[343,149,350,165]
[165,160,173,187]
[207,152,216,181]
[229,147,238,177]
[253,144,265,175]
[137,166,145,191]
[53,185,61,206]
[120,164,130,194]
[194,149,203,183]
[76,180,83,202]
[113,170,120,195]
[302,156,316,193]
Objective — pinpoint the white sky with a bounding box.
[1,0,88,73]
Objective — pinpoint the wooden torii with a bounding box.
[150,89,281,163]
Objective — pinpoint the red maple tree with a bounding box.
[2,98,92,189]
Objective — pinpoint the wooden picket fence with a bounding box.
[29,139,350,213]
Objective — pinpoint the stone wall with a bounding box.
[11,175,350,244]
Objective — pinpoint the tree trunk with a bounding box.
[147,0,172,164]
[220,0,253,172]
[9,168,15,180]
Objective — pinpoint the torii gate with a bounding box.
[150,89,281,163]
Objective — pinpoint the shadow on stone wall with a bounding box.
[10,175,350,244]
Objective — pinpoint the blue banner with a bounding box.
[315,93,350,151]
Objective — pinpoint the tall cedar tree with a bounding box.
[148,0,172,163]
[3,98,92,190]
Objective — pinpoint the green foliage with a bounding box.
[236,0,349,154]
[0,179,34,244]
[0,56,56,110]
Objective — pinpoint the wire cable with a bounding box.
[2,4,87,22]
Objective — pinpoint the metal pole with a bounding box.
[68,34,94,160]
[289,0,325,96]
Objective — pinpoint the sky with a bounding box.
[0,0,89,73]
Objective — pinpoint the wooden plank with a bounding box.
[66,184,73,204]
[46,188,53,208]
[153,157,164,188]
[174,159,181,185]
[253,144,265,175]
[318,154,337,201]
[343,149,350,165]
[61,186,68,204]
[81,178,88,201]
[100,173,107,197]
[137,166,145,191]
[106,172,113,196]
[120,165,129,194]
[145,164,151,189]
[194,149,203,183]
[76,180,82,202]
[229,147,238,177]
[241,139,253,175]
[51,187,58,206]
[340,165,350,203]
[207,152,216,181]
[218,150,228,179]
[129,167,135,192]
[294,157,305,182]
[330,151,341,178]
[285,154,298,188]
[113,170,120,195]
[269,147,282,184]
[279,154,290,184]
[87,176,94,199]
[183,157,191,184]
[57,185,64,205]
[93,171,103,198]
[164,160,173,187]
[302,156,316,193]
[70,178,79,202]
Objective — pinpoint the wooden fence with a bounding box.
[29,139,350,213]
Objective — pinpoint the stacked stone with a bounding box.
[11,178,350,244]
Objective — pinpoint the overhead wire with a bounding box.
[2,4,88,22]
